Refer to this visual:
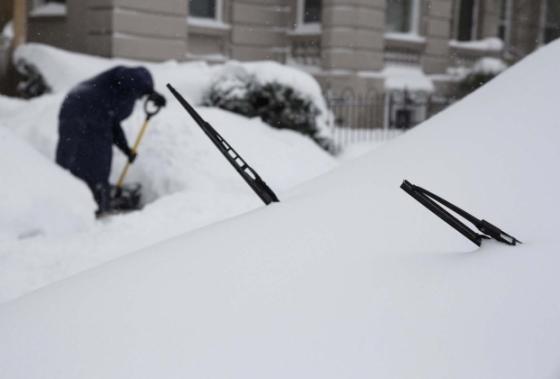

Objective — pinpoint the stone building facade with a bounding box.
[1,0,559,127]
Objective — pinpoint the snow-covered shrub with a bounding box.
[203,68,257,116]
[457,72,497,99]
[455,57,508,99]
[204,68,336,153]
[250,82,319,136]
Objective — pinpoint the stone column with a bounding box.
[230,0,288,62]
[321,0,384,72]
[87,0,188,61]
[422,0,453,74]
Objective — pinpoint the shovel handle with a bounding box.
[115,99,159,192]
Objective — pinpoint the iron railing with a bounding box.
[325,87,454,147]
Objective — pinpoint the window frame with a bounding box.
[540,0,560,44]
[455,0,480,41]
[189,0,223,21]
[385,0,422,36]
[296,0,322,31]
[497,0,512,46]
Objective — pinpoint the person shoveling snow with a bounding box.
[55,66,166,216]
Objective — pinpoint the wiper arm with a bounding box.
[401,180,521,247]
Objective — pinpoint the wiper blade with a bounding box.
[167,84,279,206]
[401,180,521,247]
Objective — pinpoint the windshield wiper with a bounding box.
[167,84,279,206]
[401,180,521,247]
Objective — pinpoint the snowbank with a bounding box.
[471,57,508,75]
[0,47,336,302]
[0,93,335,204]
[2,37,560,379]
[14,43,331,120]
[0,92,336,302]
[0,127,95,241]
[13,44,214,104]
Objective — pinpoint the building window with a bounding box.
[189,0,220,20]
[456,0,479,41]
[497,0,512,45]
[542,0,560,43]
[386,0,420,34]
[298,0,322,26]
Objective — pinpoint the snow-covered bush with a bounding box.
[203,68,257,116]
[204,65,336,153]
[250,82,320,137]
[456,72,496,99]
[455,57,508,99]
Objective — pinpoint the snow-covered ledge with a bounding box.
[30,3,67,18]
[449,37,504,51]
[385,32,426,51]
[288,24,322,36]
[187,17,231,36]
[185,52,228,63]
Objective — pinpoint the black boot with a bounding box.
[93,182,111,217]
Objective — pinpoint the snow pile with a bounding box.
[0,127,95,241]
[13,44,214,104]
[208,61,333,138]
[471,57,508,75]
[0,93,335,204]
[2,37,560,379]
[0,92,336,302]
[0,46,336,302]
[447,56,508,82]
[5,44,336,204]
[14,43,331,121]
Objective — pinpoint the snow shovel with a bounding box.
[113,98,161,209]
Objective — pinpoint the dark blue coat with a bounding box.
[56,66,154,191]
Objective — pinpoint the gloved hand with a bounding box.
[128,150,137,164]
[148,92,167,108]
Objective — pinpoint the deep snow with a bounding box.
[0,45,338,303]
[1,31,560,379]
[14,43,333,136]
[0,127,95,240]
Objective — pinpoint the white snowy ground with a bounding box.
[0,45,338,303]
[1,38,560,379]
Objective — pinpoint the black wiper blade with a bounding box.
[401,180,521,247]
[167,84,279,206]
